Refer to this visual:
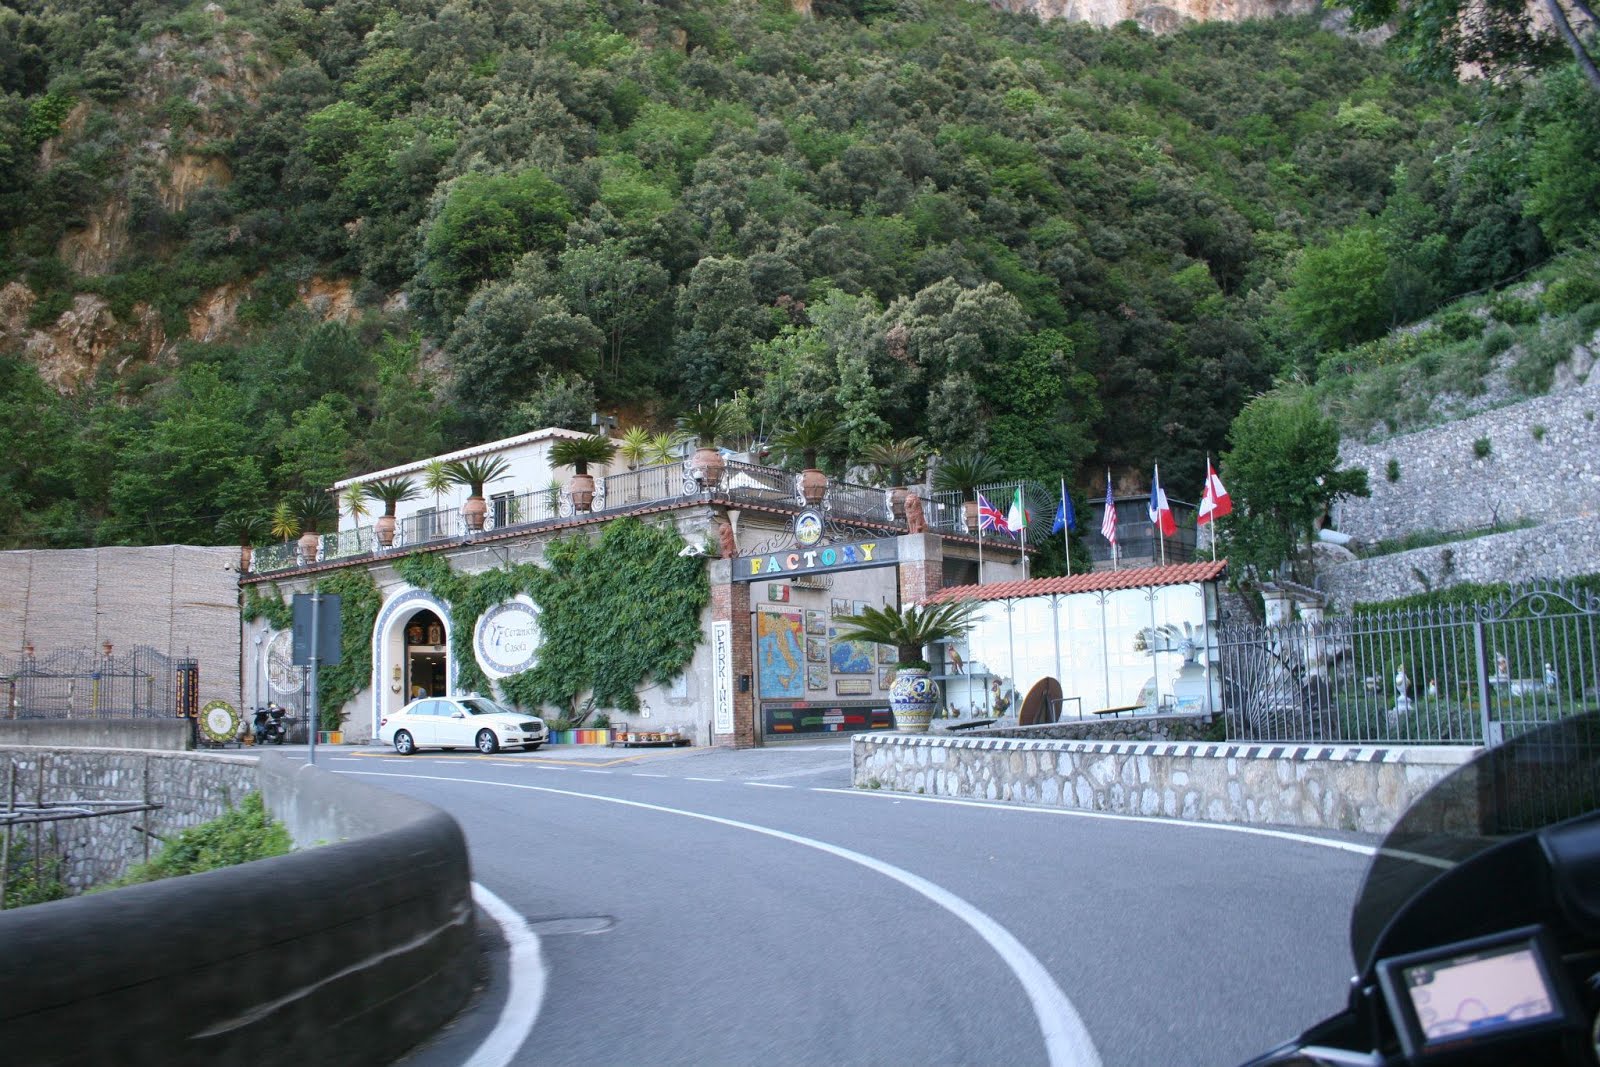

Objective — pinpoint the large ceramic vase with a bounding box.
[691,446,725,489]
[799,468,828,506]
[889,667,941,734]
[463,495,487,531]
[375,513,397,548]
[568,472,595,512]
[297,530,320,565]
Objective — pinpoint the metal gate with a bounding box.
[2,647,196,720]
[1216,580,1600,745]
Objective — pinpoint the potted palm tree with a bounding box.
[365,477,420,548]
[618,425,653,470]
[863,436,925,522]
[445,455,511,532]
[833,600,979,733]
[549,433,619,512]
[677,403,739,489]
[215,513,269,573]
[288,490,338,565]
[932,449,1003,534]
[770,412,845,507]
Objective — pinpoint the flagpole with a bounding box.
[975,495,984,585]
[1108,469,1118,572]
[1155,463,1167,567]
[1061,476,1071,577]
[1208,454,1217,563]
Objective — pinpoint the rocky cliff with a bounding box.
[984,0,1317,31]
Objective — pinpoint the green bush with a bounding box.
[1479,324,1517,358]
[1489,295,1539,325]
[1433,308,1482,341]
[1542,276,1600,315]
[112,793,290,886]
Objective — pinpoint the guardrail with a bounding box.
[0,750,475,1066]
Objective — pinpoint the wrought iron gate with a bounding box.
[2,647,196,720]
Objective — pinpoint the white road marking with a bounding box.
[578,769,611,775]
[632,773,669,778]
[809,788,1379,857]
[745,764,846,782]
[746,782,792,789]
[350,771,1103,1067]
[685,777,722,783]
[465,882,546,1067]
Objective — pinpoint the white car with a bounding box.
[380,695,548,755]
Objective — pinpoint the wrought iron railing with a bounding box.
[1216,580,1600,745]
[1,647,195,720]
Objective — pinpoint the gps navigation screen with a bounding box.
[1403,942,1557,1043]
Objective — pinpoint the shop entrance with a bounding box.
[404,609,448,700]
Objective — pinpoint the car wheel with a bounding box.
[525,743,543,752]
[393,731,415,756]
[476,729,499,755]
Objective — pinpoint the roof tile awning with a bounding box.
[928,560,1228,604]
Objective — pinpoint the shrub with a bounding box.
[1489,295,1539,325]
[1433,308,1482,341]
[1479,325,1517,358]
[1473,436,1492,459]
[112,793,290,885]
[1385,458,1400,482]
[1542,276,1600,315]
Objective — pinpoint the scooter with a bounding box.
[1244,711,1600,1066]
[252,703,289,745]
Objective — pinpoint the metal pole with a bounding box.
[976,501,984,585]
[1061,477,1071,578]
[308,591,321,766]
[1473,615,1495,745]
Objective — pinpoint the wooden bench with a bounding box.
[1091,704,1143,719]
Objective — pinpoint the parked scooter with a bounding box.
[1244,712,1600,1066]
[251,703,289,745]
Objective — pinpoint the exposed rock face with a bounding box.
[0,285,168,392]
[985,0,1316,29]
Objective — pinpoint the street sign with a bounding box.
[291,593,342,666]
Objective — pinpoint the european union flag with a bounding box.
[1050,491,1075,534]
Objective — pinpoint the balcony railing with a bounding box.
[245,461,1046,575]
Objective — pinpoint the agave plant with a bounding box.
[618,425,653,469]
[269,500,299,542]
[832,601,980,670]
[646,431,683,465]
[343,485,371,524]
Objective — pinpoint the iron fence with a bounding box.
[1217,581,1600,745]
[1,647,196,720]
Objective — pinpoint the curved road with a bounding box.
[316,740,1373,1066]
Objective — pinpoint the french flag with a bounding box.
[1148,465,1176,537]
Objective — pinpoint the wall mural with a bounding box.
[757,610,805,699]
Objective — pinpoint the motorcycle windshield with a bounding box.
[1350,711,1600,973]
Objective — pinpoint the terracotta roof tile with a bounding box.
[927,560,1228,604]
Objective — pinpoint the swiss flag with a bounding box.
[1198,461,1232,525]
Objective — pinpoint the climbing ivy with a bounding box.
[507,519,709,714]
[396,520,708,715]
[241,572,380,730]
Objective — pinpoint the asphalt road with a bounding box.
[301,740,1374,1067]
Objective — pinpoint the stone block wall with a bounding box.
[1318,516,1600,608]
[1335,382,1600,544]
[952,712,1215,743]
[0,748,257,892]
[853,733,1473,834]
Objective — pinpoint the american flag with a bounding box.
[977,492,1010,534]
[1100,481,1117,545]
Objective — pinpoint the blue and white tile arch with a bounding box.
[371,587,454,737]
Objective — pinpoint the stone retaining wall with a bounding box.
[1,747,258,892]
[950,712,1214,743]
[1317,517,1600,609]
[853,733,1474,834]
[1335,380,1600,544]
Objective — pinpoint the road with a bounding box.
[304,739,1374,1067]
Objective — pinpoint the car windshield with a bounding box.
[1350,711,1600,972]
[460,698,514,717]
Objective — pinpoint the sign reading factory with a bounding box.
[733,537,898,582]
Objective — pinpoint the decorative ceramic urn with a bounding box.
[889,667,941,733]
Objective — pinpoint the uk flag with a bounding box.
[977,492,1010,534]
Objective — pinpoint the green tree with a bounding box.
[1220,390,1370,582]
[557,238,670,387]
[1281,227,1393,353]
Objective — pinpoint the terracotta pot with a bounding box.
[799,468,828,506]
[963,499,980,534]
[568,472,595,512]
[239,545,253,573]
[463,495,487,531]
[375,514,396,547]
[888,485,908,522]
[298,530,321,564]
[692,446,725,489]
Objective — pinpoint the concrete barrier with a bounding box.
[0,751,476,1066]
[0,717,193,750]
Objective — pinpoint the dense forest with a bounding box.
[0,0,1596,551]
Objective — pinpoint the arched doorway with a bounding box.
[371,588,453,738]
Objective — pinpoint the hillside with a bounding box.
[0,0,1594,551]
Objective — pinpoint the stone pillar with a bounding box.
[708,559,757,749]
[1261,587,1294,627]
[896,533,945,606]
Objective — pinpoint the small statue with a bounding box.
[949,647,965,675]
[904,491,926,533]
[715,517,738,559]
[1495,651,1509,681]
[1426,678,1438,699]
[1394,666,1410,701]
[1545,663,1558,688]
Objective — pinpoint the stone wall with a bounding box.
[1335,382,1600,544]
[0,747,257,892]
[953,712,1215,743]
[1318,516,1600,608]
[0,545,242,708]
[853,733,1473,834]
